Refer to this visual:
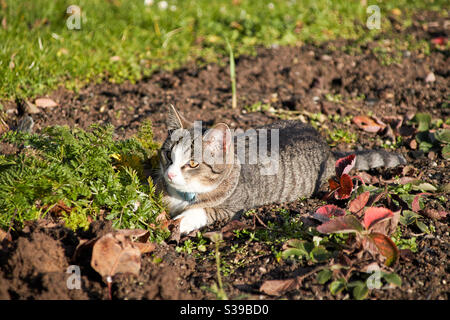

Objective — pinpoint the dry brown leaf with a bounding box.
[259,277,301,296]
[91,233,141,279]
[167,218,181,243]
[0,229,12,243]
[35,98,58,108]
[133,242,156,254]
[353,115,385,133]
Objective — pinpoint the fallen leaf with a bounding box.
[423,208,447,220]
[35,98,58,108]
[353,116,385,133]
[0,229,12,243]
[260,277,301,296]
[91,233,141,279]
[364,207,394,230]
[167,218,181,243]
[133,242,156,254]
[425,72,436,83]
[349,191,370,215]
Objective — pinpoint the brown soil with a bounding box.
[0,11,449,300]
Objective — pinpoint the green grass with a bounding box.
[1,0,447,100]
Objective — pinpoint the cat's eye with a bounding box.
[188,160,199,168]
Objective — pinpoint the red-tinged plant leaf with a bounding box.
[363,207,394,230]
[335,154,356,178]
[423,208,448,220]
[313,205,346,222]
[259,277,301,296]
[368,232,399,266]
[328,178,340,191]
[353,116,384,133]
[335,174,353,200]
[316,215,364,234]
[431,37,447,45]
[369,210,400,236]
[411,193,431,212]
[349,191,370,214]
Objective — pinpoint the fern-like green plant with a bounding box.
[0,124,166,241]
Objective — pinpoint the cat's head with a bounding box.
[159,105,234,193]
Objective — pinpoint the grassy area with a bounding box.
[0,0,447,100]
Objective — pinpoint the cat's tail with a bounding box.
[332,149,406,171]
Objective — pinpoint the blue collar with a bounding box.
[176,190,197,202]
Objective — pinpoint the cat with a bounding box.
[154,105,406,235]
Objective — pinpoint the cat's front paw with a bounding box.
[174,208,208,235]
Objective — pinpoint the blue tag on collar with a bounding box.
[177,191,197,202]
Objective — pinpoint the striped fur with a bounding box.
[156,108,406,234]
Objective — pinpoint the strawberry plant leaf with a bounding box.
[310,246,331,262]
[442,144,450,160]
[336,174,353,199]
[412,113,431,132]
[335,154,356,178]
[329,278,346,295]
[349,191,370,214]
[411,193,430,212]
[382,272,402,287]
[399,210,421,226]
[316,215,364,234]
[364,207,394,230]
[415,220,430,234]
[313,205,346,222]
[368,232,399,266]
[348,280,369,300]
[328,178,340,191]
[317,269,333,284]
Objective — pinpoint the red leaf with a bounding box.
[313,205,346,222]
[335,154,356,178]
[335,174,353,200]
[431,37,447,46]
[353,116,385,133]
[368,232,399,266]
[363,207,394,230]
[348,191,370,214]
[411,193,431,213]
[328,178,340,191]
[316,215,364,234]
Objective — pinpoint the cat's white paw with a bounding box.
[174,208,208,235]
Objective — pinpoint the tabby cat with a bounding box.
[155,105,406,235]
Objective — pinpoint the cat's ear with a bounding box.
[203,123,233,165]
[167,104,192,130]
